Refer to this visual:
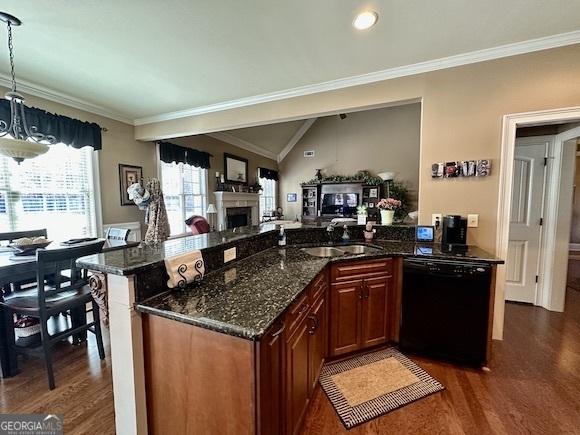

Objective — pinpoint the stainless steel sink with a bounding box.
[301,247,345,258]
[301,245,382,257]
[339,245,382,254]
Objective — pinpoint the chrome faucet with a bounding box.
[326,221,338,243]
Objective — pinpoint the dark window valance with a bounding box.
[259,167,279,181]
[158,141,211,169]
[0,99,102,150]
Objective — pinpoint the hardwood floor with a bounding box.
[0,315,114,435]
[301,288,580,435]
[1,290,579,435]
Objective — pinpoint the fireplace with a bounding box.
[226,207,252,229]
[214,192,260,231]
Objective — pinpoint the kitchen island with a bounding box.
[77,224,502,435]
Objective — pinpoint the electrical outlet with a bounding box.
[431,213,442,227]
[224,247,237,263]
[467,214,479,228]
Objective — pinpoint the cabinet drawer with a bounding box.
[309,269,328,304]
[286,291,310,336]
[331,258,393,282]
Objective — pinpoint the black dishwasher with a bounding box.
[400,258,491,366]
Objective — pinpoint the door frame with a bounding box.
[496,106,580,339]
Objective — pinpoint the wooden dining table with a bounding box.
[0,238,140,378]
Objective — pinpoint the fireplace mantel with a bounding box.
[214,191,260,230]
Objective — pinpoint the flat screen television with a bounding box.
[321,193,359,217]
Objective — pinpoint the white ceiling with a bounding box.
[0,1,579,123]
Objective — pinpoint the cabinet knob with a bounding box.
[307,315,318,335]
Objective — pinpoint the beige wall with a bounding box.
[169,135,278,206]
[135,44,580,255]
[279,104,421,219]
[134,45,580,339]
[0,86,157,231]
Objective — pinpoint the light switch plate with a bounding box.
[224,247,237,263]
[431,213,442,227]
[467,214,479,228]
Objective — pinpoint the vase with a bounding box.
[380,209,394,226]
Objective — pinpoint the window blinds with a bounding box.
[0,143,97,240]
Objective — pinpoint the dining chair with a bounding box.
[0,241,106,390]
[0,229,48,293]
[105,227,131,241]
[185,215,210,235]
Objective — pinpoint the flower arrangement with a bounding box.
[377,198,402,210]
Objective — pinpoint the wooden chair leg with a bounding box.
[0,306,17,378]
[40,321,55,390]
[70,306,87,344]
[92,300,105,360]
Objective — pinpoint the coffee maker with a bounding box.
[441,215,467,250]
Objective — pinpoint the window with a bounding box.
[160,161,207,236]
[259,176,277,218]
[0,143,97,240]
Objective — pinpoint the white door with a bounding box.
[506,137,549,303]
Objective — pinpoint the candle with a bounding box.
[215,171,220,178]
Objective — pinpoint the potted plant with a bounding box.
[249,182,263,193]
[377,198,401,226]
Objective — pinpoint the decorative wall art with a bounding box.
[119,164,143,206]
[431,160,491,179]
[224,153,249,184]
[287,193,297,202]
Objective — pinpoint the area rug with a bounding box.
[319,347,444,429]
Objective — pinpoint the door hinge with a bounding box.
[544,157,548,166]
[535,275,539,283]
[539,217,543,226]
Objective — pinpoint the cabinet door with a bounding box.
[285,317,310,435]
[308,295,326,394]
[330,280,362,356]
[361,276,390,349]
[259,320,285,435]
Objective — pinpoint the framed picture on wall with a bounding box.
[287,193,297,202]
[224,153,249,184]
[119,164,143,206]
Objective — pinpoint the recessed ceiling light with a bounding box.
[353,11,378,30]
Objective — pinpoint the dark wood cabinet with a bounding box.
[361,276,390,349]
[330,280,362,356]
[258,320,286,435]
[285,312,311,435]
[308,295,326,394]
[284,269,328,435]
[329,259,393,357]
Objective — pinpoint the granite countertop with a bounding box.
[77,224,279,275]
[137,246,329,340]
[136,240,503,340]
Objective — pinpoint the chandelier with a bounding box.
[0,12,53,163]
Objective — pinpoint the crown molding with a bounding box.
[0,74,134,125]
[206,131,277,161]
[134,29,580,126]
[278,118,317,163]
